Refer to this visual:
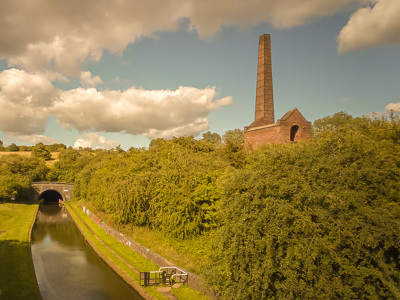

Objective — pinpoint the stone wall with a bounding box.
[81,206,216,299]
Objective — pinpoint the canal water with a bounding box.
[31,203,144,300]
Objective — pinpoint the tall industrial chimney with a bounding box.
[255,34,274,124]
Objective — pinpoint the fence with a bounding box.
[140,267,188,287]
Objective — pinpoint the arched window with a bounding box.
[290,125,299,142]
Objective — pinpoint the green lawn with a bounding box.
[67,202,208,300]
[0,203,41,300]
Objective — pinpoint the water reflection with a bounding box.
[31,204,143,300]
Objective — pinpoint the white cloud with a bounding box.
[73,133,119,150]
[0,68,232,139]
[52,86,232,138]
[80,71,102,88]
[385,103,400,113]
[17,134,60,145]
[73,137,93,149]
[144,119,210,140]
[0,69,59,135]
[0,0,387,75]
[85,133,119,149]
[337,0,400,53]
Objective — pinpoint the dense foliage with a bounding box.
[0,155,48,202]
[1,112,400,298]
[50,134,245,238]
[206,113,400,299]
[31,143,52,160]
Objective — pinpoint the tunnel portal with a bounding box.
[38,190,64,204]
[32,182,73,203]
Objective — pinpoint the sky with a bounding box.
[0,0,399,150]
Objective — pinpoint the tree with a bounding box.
[206,128,400,299]
[222,129,244,145]
[31,143,52,160]
[201,131,222,145]
[313,111,353,136]
[149,138,166,148]
[7,143,19,152]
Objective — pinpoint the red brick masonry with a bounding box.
[245,34,311,149]
[245,108,311,149]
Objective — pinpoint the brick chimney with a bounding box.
[255,34,274,124]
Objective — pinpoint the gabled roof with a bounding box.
[278,107,308,123]
[248,116,273,128]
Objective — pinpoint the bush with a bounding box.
[206,127,400,299]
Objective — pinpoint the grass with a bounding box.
[0,151,60,167]
[66,202,208,300]
[81,200,214,275]
[0,202,41,300]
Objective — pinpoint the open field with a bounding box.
[0,151,60,166]
[0,203,41,300]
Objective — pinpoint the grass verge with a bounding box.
[66,201,208,300]
[81,200,214,275]
[0,202,41,300]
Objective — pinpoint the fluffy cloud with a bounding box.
[0,68,232,138]
[385,103,400,113]
[73,133,119,150]
[80,71,102,88]
[53,86,232,137]
[337,0,400,53]
[0,69,59,135]
[0,0,387,75]
[17,134,60,145]
[73,137,93,149]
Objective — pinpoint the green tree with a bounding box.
[149,138,166,148]
[201,131,222,145]
[0,155,48,202]
[31,143,52,160]
[206,126,400,299]
[7,143,19,152]
[222,129,244,145]
[313,111,353,135]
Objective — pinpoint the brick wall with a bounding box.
[245,109,311,150]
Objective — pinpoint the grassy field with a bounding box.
[67,202,208,300]
[0,151,60,166]
[0,203,41,300]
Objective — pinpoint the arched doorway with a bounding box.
[38,190,64,204]
[290,125,299,142]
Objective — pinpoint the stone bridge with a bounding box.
[32,182,74,204]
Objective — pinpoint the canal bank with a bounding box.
[0,202,41,300]
[65,202,208,300]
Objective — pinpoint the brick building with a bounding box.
[244,34,311,150]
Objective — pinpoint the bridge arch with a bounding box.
[32,182,74,203]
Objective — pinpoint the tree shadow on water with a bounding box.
[0,239,41,300]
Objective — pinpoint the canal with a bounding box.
[31,203,144,300]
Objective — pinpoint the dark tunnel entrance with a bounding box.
[38,190,64,204]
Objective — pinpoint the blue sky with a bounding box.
[0,0,399,149]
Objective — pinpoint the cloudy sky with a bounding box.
[0,0,399,149]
